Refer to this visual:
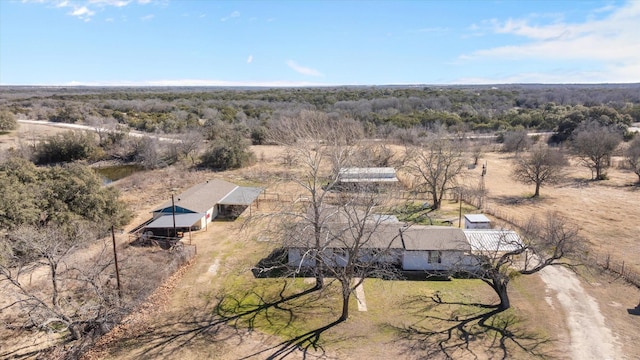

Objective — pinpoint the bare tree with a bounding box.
[132,135,165,169]
[0,222,122,341]
[86,115,118,146]
[572,121,622,180]
[267,110,362,289]
[512,144,567,197]
[465,212,581,310]
[625,136,640,183]
[469,139,485,166]
[404,132,466,210]
[501,129,531,156]
[283,190,399,322]
[172,130,203,165]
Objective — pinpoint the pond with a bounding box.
[95,164,143,184]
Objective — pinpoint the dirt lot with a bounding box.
[2,125,640,359]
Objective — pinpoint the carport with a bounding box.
[217,186,263,219]
[143,213,204,240]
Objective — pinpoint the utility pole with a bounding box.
[458,189,463,228]
[111,225,122,300]
[171,193,177,238]
[479,162,487,209]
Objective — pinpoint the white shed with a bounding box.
[464,214,491,229]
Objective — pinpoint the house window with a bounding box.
[428,251,442,264]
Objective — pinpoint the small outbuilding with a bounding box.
[464,214,491,229]
[336,167,399,191]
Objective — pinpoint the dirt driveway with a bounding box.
[539,265,622,360]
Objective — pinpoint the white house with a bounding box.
[286,223,474,272]
[285,221,525,275]
[401,226,474,271]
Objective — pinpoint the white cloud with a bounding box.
[24,0,153,21]
[70,6,95,21]
[286,60,323,77]
[460,1,640,82]
[141,14,154,21]
[247,55,253,64]
[88,0,131,7]
[220,10,240,22]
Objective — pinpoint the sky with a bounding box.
[1,0,639,86]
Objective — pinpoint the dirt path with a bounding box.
[539,266,622,360]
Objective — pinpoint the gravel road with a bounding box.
[539,265,622,360]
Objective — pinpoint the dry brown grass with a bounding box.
[2,128,640,359]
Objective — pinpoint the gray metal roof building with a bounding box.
[463,229,523,253]
[337,167,399,183]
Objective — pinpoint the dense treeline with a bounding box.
[0,157,130,231]
[0,84,638,171]
[1,85,638,136]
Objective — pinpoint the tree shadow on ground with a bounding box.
[387,293,556,360]
[105,279,340,359]
[238,319,343,360]
[491,195,537,206]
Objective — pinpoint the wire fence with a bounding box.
[461,194,640,289]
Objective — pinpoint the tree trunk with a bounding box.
[339,281,350,322]
[533,182,541,197]
[494,281,511,310]
[314,273,324,290]
[431,192,440,210]
[595,160,602,180]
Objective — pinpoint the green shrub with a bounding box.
[0,110,17,132]
[200,137,255,171]
[33,131,100,164]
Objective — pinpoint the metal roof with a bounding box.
[218,186,263,205]
[401,226,470,251]
[463,229,523,253]
[153,179,239,213]
[338,167,398,183]
[145,213,204,229]
[464,214,491,223]
[287,223,470,251]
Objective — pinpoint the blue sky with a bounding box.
[1,0,639,86]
